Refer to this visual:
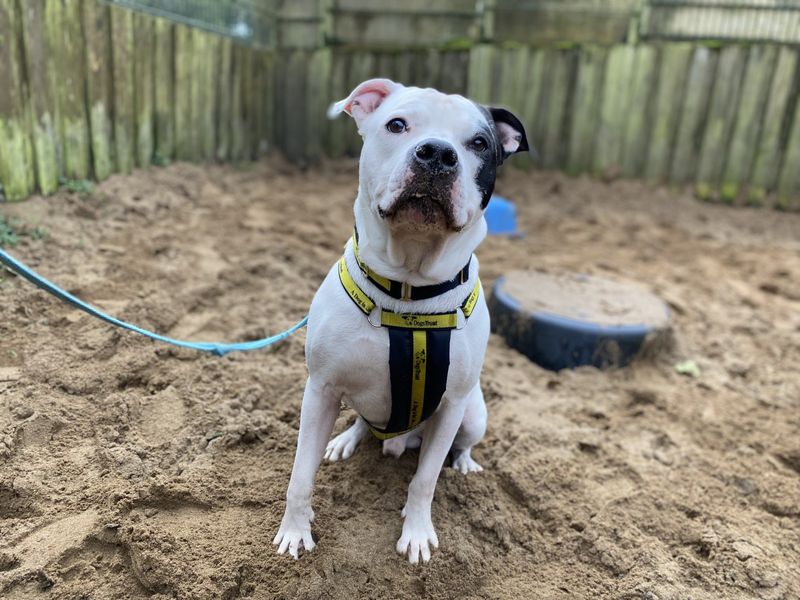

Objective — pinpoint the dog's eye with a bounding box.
[469,136,488,152]
[386,118,407,134]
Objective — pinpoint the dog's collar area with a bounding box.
[352,227,470,301]
[338,256,480,330]
[338,250,481,441]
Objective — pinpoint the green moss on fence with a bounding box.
[0,118,34,201]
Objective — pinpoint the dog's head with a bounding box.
[329,79,529,234]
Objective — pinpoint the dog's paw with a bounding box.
[325,429,362,462]
[382,436,407,459]
[396,508,439,564]
[451,449,483,474]
[273,508,315,559]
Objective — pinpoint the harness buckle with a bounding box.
[367,306,383,328]
[456,307,466,330]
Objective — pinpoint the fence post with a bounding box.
[83,0,114,181]
[0,0,34,200]
[722,45,776,204]
[110,5,135,174]
[153,18,174,164]
[20,0,60,194]
[56,0,91,182]
[695,45,745,201]
[777,99,800,210]
[644,43,692,182]
[594,44,636,176]
[480,0,496,43]
[749,47,798,204]
[173,24,193,161]
[133,12,154,168]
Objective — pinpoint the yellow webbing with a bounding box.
[338,256,481,330]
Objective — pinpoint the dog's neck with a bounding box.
[353,195,486,287]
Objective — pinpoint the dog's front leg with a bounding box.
[274,377,339,559]
[397,396,467,564]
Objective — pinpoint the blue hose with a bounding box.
[0,247,308,357]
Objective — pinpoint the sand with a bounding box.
[1,159,799,599]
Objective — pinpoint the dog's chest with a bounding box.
[304,267,488,428]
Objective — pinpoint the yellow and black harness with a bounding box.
[339,232,481,440]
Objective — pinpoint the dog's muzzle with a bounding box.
[379,140,461,230]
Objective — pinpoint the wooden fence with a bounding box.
[1,0,799,210]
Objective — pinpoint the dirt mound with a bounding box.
[1,160,799,599]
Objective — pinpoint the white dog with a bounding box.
[273,79,528,564]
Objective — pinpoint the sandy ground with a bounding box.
[1,159,799,600]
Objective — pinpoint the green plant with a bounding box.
[60,178,94,196]
[720,182,737,204]
[0,215,20,248]
[694,183,714,202]
[0,215,48,248]
[746,187,765,207]
[152,152,171,167]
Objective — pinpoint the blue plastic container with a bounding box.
[485,195,518,235]
[488,275,670,371]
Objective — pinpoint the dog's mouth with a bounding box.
[379,181,461,232]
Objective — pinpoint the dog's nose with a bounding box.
[414,140,458,174]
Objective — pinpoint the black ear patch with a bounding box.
[489,108,530,164]
[471,104,531,209]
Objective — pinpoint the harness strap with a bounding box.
[352,228,470,301]
[338,253,481,440]
[338,257,480,329]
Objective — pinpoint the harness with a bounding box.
[339,232,481,440]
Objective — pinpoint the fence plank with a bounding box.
[239,46,259,158]
[644,43,692,182]
[133,13,154,168]
[190,29,205,161]
[496,48,527,108]
[439,50,469,96]
[174,25,193,161]
[55,0,91,181]
[594,44,635,175]
[325,50,350,159]
[394,51,413,87]
[21,0,59,193]
[498,47,533,168]
[306,48,331,162]
[695,46,745,200]
[520,49,547,168]
[721,44,776,204]
[541,49,573,170]
[345,52,375,156]
[567,46,606,175]
[241,47,260,159]
[417,49,441,89]
[111,5,135,173]
[229,44,246,161]
[0,0,34,200]
[153,18,174,164]
[621,45,658,178]
[83,1,114,181]
[281,50,308,163]
[216,37,233,161]
[190,30,217,161]
[257,50,276,157]
[749,46,798,203]
[776,98,800,210]
[670,46,715,185]
[467,44,494,106]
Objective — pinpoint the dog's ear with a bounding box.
[328,78,401,126]
[488,107,531,163]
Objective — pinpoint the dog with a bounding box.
[273,78,529,564]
